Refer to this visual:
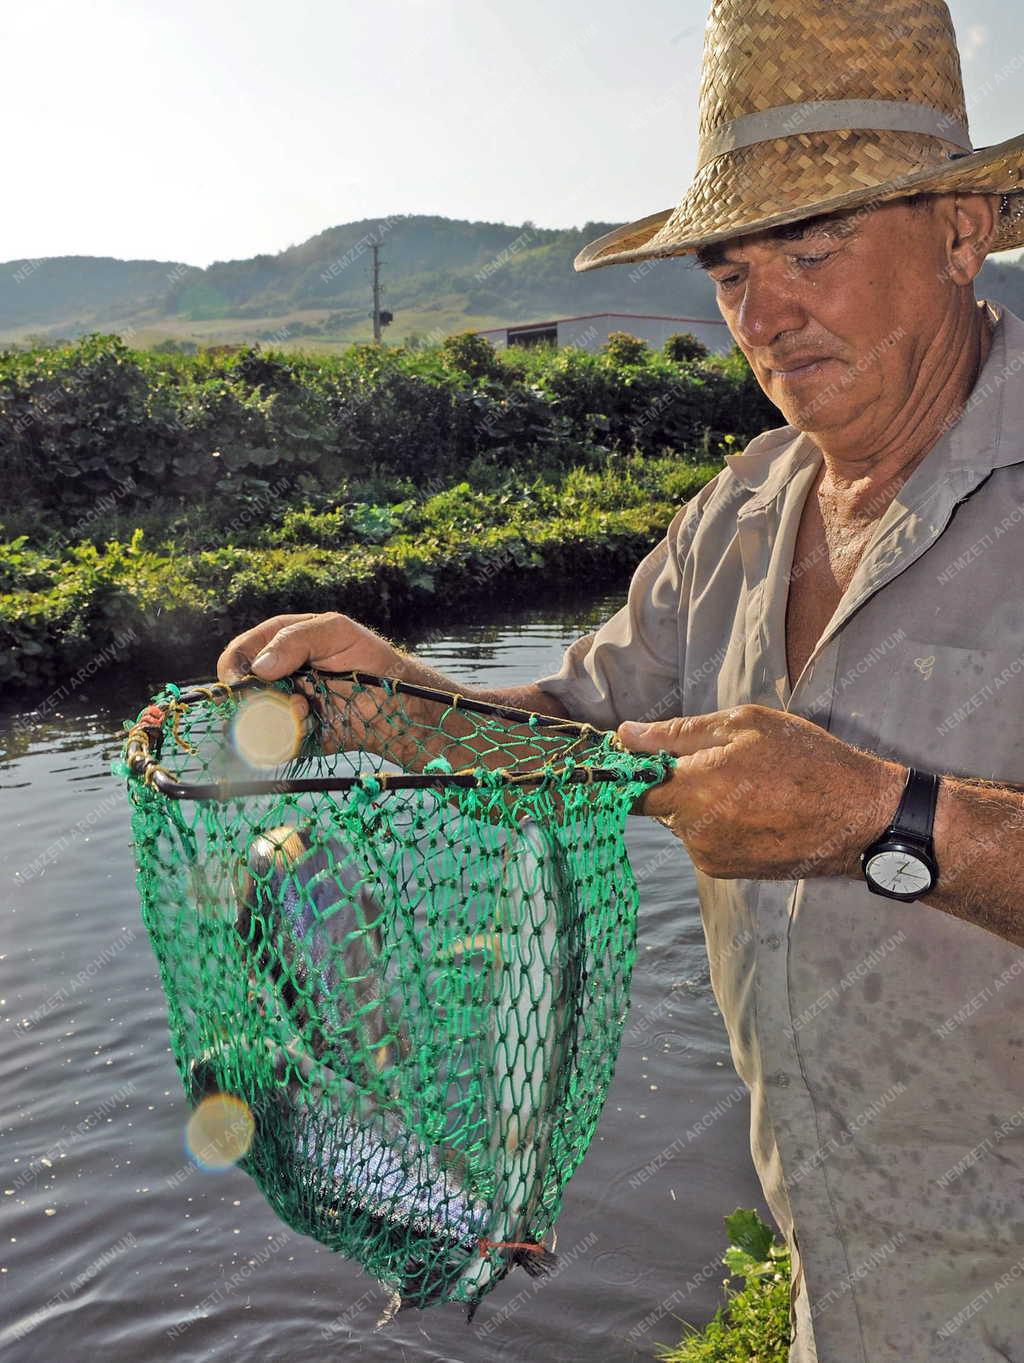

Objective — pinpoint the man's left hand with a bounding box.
[617,705,907,880]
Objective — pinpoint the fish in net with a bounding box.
[117,669,674,1316]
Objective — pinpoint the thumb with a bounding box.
[249,622,321,679]
[250,614,354,680]
[617,715,701,755]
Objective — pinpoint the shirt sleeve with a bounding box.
[536,476,719,729]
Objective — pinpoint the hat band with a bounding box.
[696,98,973,172]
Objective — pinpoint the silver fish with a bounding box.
[235,824,409,1093]
[187,1038,490,1308]
[225,815,574,1314]
[290,1087,491,1277]
[455,815,572,1311]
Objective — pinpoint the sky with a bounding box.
[1,0,1021,267]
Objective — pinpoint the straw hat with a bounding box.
[574,0,1024,272]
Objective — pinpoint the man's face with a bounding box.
[700,196,972,442]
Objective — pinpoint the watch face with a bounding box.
[865,849,933,897]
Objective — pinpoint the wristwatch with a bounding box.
[861,768,940,902]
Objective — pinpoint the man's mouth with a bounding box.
[770,358,834,381]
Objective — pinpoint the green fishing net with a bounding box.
[118,670,673,1317]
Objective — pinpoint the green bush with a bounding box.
[665,332,710,363]
[0,458,723,691]
[438,330,505,382]
[603,330,651,366]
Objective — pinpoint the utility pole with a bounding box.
[371,243,382,343]
[369,242,394,343]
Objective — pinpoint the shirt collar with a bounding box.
[724,426,819,516]
[946,299,1024,474]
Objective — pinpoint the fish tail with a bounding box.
[512,1243,558,1277]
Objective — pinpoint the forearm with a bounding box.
[390,652,571,722]
[916,774,1024,946]
[831,758,1024,946]
[618,703,1024,946]
[344,650,573,774]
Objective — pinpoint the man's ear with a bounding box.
[946,193,1000,285]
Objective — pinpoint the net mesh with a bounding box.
[118,671,672,1316]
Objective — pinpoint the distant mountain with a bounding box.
[0,256,190,332]
[0,215,724,347]
[2,213,1023,348]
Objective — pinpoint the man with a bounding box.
[218,2,1024,1357]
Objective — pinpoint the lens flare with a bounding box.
[186,1093,255,1169]
[231,691,302,769]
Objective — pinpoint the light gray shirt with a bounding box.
[538,300,1024,1362]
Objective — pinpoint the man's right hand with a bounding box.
[216,611,402,686]
[216,612,408,755]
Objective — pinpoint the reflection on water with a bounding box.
[0,596,765,1362]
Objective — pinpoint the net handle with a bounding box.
[143,764,646,803]
[124,670,665,803]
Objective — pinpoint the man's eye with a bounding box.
[793,252,834,268]
[716,273,742,288]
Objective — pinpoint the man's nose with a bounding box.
[731,266,808,350]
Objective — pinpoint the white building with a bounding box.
[475,311,731,354]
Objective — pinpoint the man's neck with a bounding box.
[816,302,996,518]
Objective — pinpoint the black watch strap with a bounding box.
[890,768,939,843]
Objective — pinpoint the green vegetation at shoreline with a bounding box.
[658,1210,792,1363]
[1,330,779,692]
[1,456,720,691]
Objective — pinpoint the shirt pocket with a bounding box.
[873,637,1024,781]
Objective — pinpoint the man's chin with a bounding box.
[772,383,856,432]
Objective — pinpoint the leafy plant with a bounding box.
[603,330,651,366]
[0,457,721,692]
[438,330,505,382]
[665,332,710,363]
[721,1208,787,1281]
[0,333,778,542]
[656,1209,791,1363]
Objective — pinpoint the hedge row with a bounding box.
[1,459,722,693]
[0,331,776,534]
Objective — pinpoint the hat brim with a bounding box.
[574,130,1024,272]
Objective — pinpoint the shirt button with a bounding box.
[763,933,783,950]
[767,1071,791,1088]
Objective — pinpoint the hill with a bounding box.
[2,213,1023,350]
[0,256,190,333]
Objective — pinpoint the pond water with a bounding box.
[0,595,766,1362]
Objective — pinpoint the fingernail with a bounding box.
[251,648,276,674]
[620,721,651,740]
